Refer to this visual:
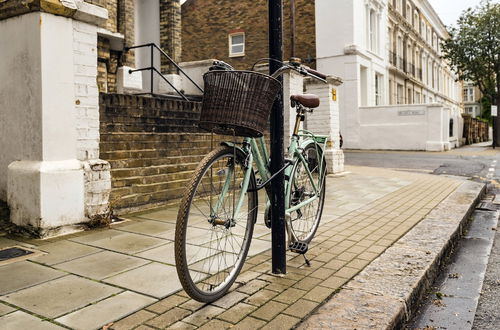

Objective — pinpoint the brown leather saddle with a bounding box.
[290,94,320,108]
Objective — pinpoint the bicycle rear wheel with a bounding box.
[175,146,257,302]
[287,143,326,243]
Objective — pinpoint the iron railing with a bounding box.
[125,43,204,101]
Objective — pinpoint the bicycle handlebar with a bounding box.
[210,59,328,83]
[304,67,327,80]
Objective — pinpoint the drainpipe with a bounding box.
[290,0,296,58]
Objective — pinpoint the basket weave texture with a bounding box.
[199,70,281,137]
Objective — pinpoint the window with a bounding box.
[465,106,474,114]
[415,91,421,104]
[368,9,379,53]
[406,4,412,20]
[375,73,383,105]
[389,79,394,104]
[396,0,402,12]
[397,84,404,104]
[397,36,403,69]
[229,32,245,57]
[407,88,412,104]
[463,87,474,102]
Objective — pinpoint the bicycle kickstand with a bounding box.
[302,254,311,267]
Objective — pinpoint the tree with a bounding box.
[442,0,500,145]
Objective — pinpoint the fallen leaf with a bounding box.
[102,323,113,330]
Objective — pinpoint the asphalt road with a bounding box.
[343,143,500,330]
[344,144,499,183]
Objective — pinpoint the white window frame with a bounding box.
[229,32,245,57]
[463,87,474,102]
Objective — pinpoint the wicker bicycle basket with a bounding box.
[199,70,282,137]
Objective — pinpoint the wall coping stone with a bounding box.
[0,0,107,25]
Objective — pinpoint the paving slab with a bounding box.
[0,237,35,250]
[104,262,183,298]
[72,231,167,254]
[0,302,15,316]
[29,240,101,265]
[0,310,65,330]
[114,220,176,239]
[56,291,156,330]
[0,261,65,295]
[55,250,149,279]
[2,275,121,318]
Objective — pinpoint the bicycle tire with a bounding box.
[287,143,326,243]
[175,146,257,302]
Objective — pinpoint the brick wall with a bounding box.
[181,0,316,70]
[160,0,182,73]
[118,0,135,66]
[74,20,112,220]
[100,94,225,213]
[95,0,134,92]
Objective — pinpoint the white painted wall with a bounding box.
[134,0,161,92]
[358,104,452,151]
[0,13,42,200]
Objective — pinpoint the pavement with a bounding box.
[0,165,486,329]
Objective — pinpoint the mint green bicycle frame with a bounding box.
[212,129,327,242]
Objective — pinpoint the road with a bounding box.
[343,143,500,330]
[344,142,498,182]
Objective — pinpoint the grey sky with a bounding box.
[430,0,484,26]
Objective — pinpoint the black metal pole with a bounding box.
[150,44,154,95]
[268,0,286,275]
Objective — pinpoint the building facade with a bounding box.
[463,81,483,118]
[181,0,316,70]
[315,0,463,151]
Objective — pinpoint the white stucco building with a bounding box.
[315,0,463,151]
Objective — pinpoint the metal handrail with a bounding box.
[125,43,204,101]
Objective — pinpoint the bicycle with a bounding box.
[175,58,329,302]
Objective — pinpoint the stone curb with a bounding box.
[298,180,486,329]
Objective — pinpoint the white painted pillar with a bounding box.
[283,70,304,146]
[305,76,345,173]
[4,13,84,234]
[425,104,447,151]
[0,3,110,236]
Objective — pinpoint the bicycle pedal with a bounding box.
[289,241,309,254]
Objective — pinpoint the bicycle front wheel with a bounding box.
[175,146,257,302]
[287,143,326,243]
